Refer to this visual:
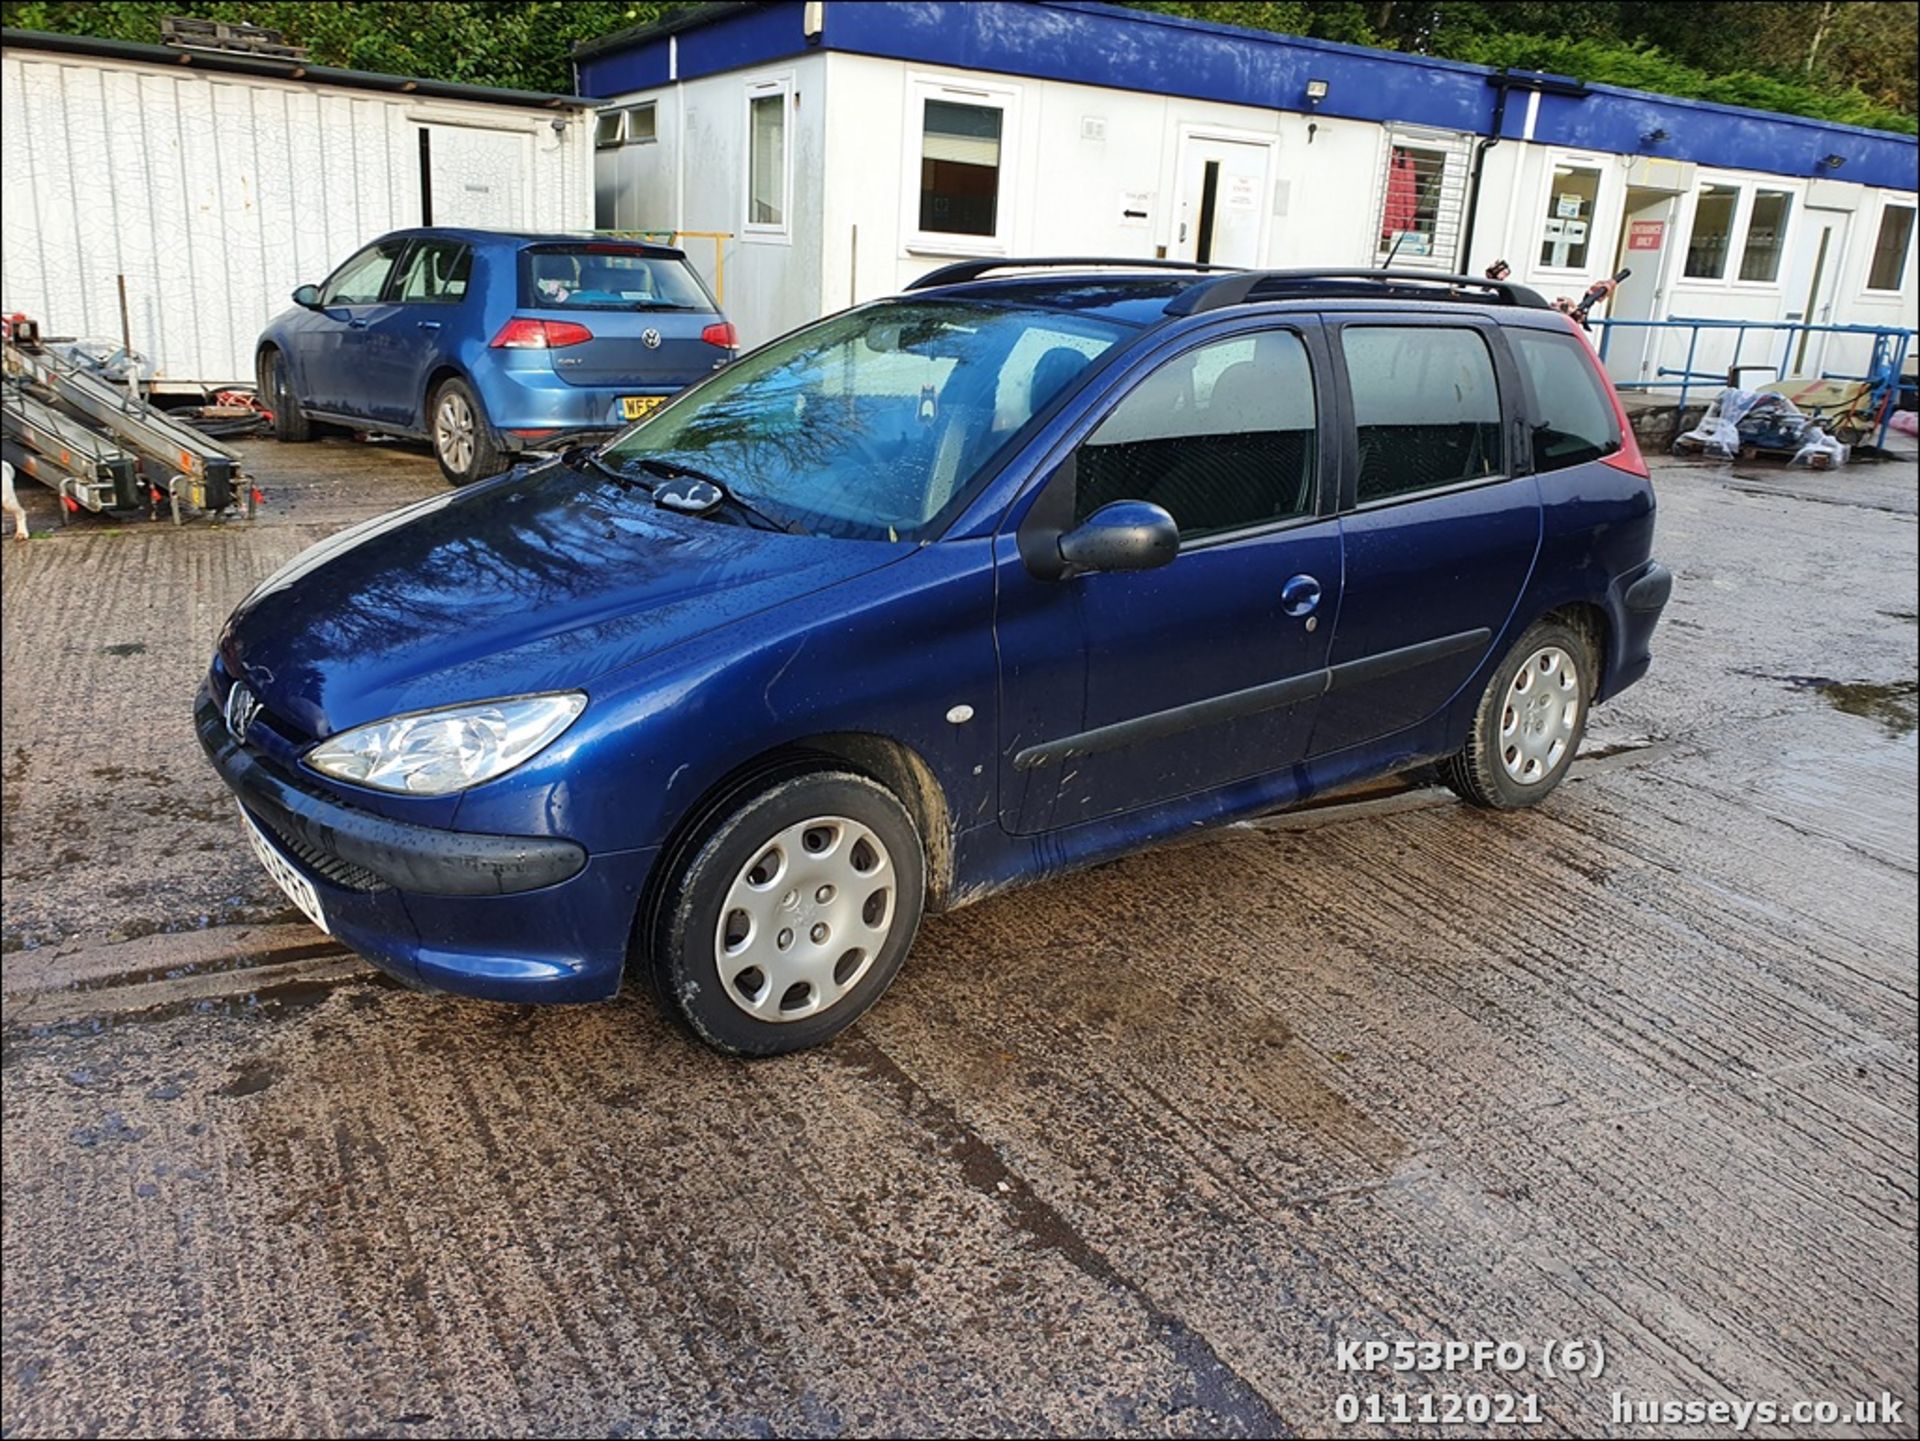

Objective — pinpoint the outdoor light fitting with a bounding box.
[1305,78,1329,110]
[1818,153,1846,169]
[1640,127,1668,145]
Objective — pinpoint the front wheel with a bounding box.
[1444,619,1593,809]
[648,769,926,1055]
[430,377,505,485]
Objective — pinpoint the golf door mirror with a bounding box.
[292,284,323,310]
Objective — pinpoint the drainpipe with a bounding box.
[1455,72,1513,274]
[1457,69,1590,275]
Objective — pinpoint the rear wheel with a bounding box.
[258,349,312,443]
[648,769,926,1055]
[430,376,505,485]
[1444,619,1593,809]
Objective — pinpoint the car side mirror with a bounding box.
[291,284,323,310]
[1057,500,1179,576]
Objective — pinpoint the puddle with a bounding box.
[1817,680,1919,737]
[1751,673,1919,738]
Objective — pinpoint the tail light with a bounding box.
[1567,315,1649,478]
[490,318,594,349]
[701,321,737,349]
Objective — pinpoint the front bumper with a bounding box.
[195,683,653,1002]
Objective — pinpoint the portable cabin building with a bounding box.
[576,0,1918,389]
[1,28,598,388]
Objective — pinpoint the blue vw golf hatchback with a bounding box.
[255,229,736,485]
[203,263,1670,1054]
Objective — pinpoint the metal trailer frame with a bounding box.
[2,320,255,523]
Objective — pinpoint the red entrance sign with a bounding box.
[1628,220,1666,251]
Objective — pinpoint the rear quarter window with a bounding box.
[519,247,713,312]
[1507,327,1621,472]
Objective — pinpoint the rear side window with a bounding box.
[1507,327,1621,472]
[520,247,713,312]
[1342,326,1503,504]
[392,240,472,305]
[1075,329,1317,539]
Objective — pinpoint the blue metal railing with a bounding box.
[1588,315,1917,450]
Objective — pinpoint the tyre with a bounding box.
[430,376,506,485]
[258,349,312,443]
[1443,619,1594,810]
[648,768,926,1055]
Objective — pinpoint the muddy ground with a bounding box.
[1,437,1915,1437]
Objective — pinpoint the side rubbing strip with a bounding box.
[1322,627,1491,692]
[1012,628,1492,771]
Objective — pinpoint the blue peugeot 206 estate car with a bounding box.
[202,262,1670,1054]
[255,229,737,484]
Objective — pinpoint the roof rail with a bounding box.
[1167,269,1552,315]
[905,256,1241,291]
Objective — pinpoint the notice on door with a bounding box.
[1226,174,1260,211]
[1628,219,1667,251]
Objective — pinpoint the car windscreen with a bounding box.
[519,245,714,311]
[599,300,1130,541]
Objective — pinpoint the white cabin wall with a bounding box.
[597,52,828,348]
[0,47,592,385]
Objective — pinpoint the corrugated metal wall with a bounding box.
[0,49,593,384]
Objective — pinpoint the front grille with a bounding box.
[259,811,388,893]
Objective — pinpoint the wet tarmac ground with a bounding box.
[2,438,1915,1436]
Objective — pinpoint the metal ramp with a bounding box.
[2,315,255,523]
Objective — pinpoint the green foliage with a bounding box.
[1129,0,1918,133]
[2,0,1913,131]
[0,0,673,93]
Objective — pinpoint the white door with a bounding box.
[1173,135,1272,267]
[422,124,532,229]
[1604,189,1679,385]
[1781,210,1849,378]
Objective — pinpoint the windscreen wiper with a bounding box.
[563,443,652,493]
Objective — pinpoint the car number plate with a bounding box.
[238,805,330,934]
[620,395,666,421]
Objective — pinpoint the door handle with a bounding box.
[417,320,442,331]
[347,317,369,330]
[1281,574,1322,618]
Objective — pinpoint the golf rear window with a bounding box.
[519,246,712,311]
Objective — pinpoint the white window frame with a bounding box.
[1863,196,1918,296]
[742,73,794,243]
[901,74,1021,259]
[1680,177,1746,284]
[593,109,626,149]
[1730,182,1799,290]
[623,102,657,146]
[1531,152,1610,280]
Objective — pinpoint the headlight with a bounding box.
[306,692,587,795]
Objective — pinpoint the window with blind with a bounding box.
[920,98,1003,239]
[745,82,789,235]
[1685,183,1740,279]
[1738,190,1792,282]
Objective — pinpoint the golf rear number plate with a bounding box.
[621,395,665,421]
[238,805,330,934]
